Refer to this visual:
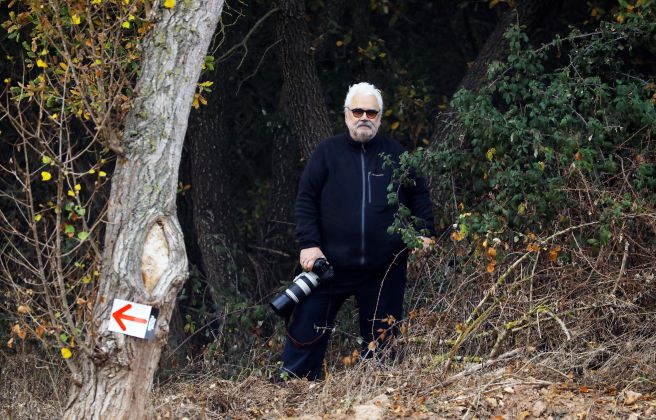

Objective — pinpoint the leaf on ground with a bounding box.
[624,390,642,405]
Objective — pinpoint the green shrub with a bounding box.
[391,7,656,249]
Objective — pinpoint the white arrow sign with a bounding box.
[108,298,158,339]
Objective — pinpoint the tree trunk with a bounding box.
[64,1,225,419]
[187,61,244,306]
[274,0,332,162]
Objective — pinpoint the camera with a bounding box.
[269,258,334,317]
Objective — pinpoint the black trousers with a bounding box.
[281,257,407,380]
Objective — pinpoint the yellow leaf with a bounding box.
[198,95,207,106]
[41,171,52,181]
[164,0,175,8]
[451,230,464,242]
[4,78,10,84]
[67,190,75,197]
[36,59,48,68]
[192,94,200,109]
[390,121,400,131]
[82,275,91,284]
[486,147,496,161]
[88,168,95,174]
[61,347,72,359]
[98,171,107,177]
[121,21,130,29]
[34,214,42,222]
[74,184,81,191]
[486,262,496,273]
[71,14,81,25]
[487,247,497,259]
[15,325,26,340]
[199,81,214,87]
[42,155,52,164]
[91,0,102,4]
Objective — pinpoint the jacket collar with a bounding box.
[344,131,382,150]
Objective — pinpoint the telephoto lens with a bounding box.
[270,258,334,317]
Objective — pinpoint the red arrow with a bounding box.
[112,304,147,331]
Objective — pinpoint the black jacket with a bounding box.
[295,131,435,270]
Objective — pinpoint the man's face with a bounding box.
[345,93,381,142]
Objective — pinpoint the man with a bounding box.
[281,82,434,380]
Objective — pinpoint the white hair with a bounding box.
[343,82,383,114]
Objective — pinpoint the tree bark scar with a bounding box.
[141,220,170,293]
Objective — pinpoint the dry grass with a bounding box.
[152,216,656,418]
[0,348,66,419]
[2,215,655,419]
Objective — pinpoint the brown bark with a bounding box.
[274,0,332,162]
[64,1,225,418]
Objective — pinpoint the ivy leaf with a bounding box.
[77,231,89,241]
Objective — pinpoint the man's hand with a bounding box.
[300,247,325,271]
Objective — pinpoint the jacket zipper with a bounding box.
[360,144,366,265]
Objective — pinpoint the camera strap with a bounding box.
[286,328,326,348]
[284,313,326,348]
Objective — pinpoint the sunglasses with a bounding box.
[348,108,380,119]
